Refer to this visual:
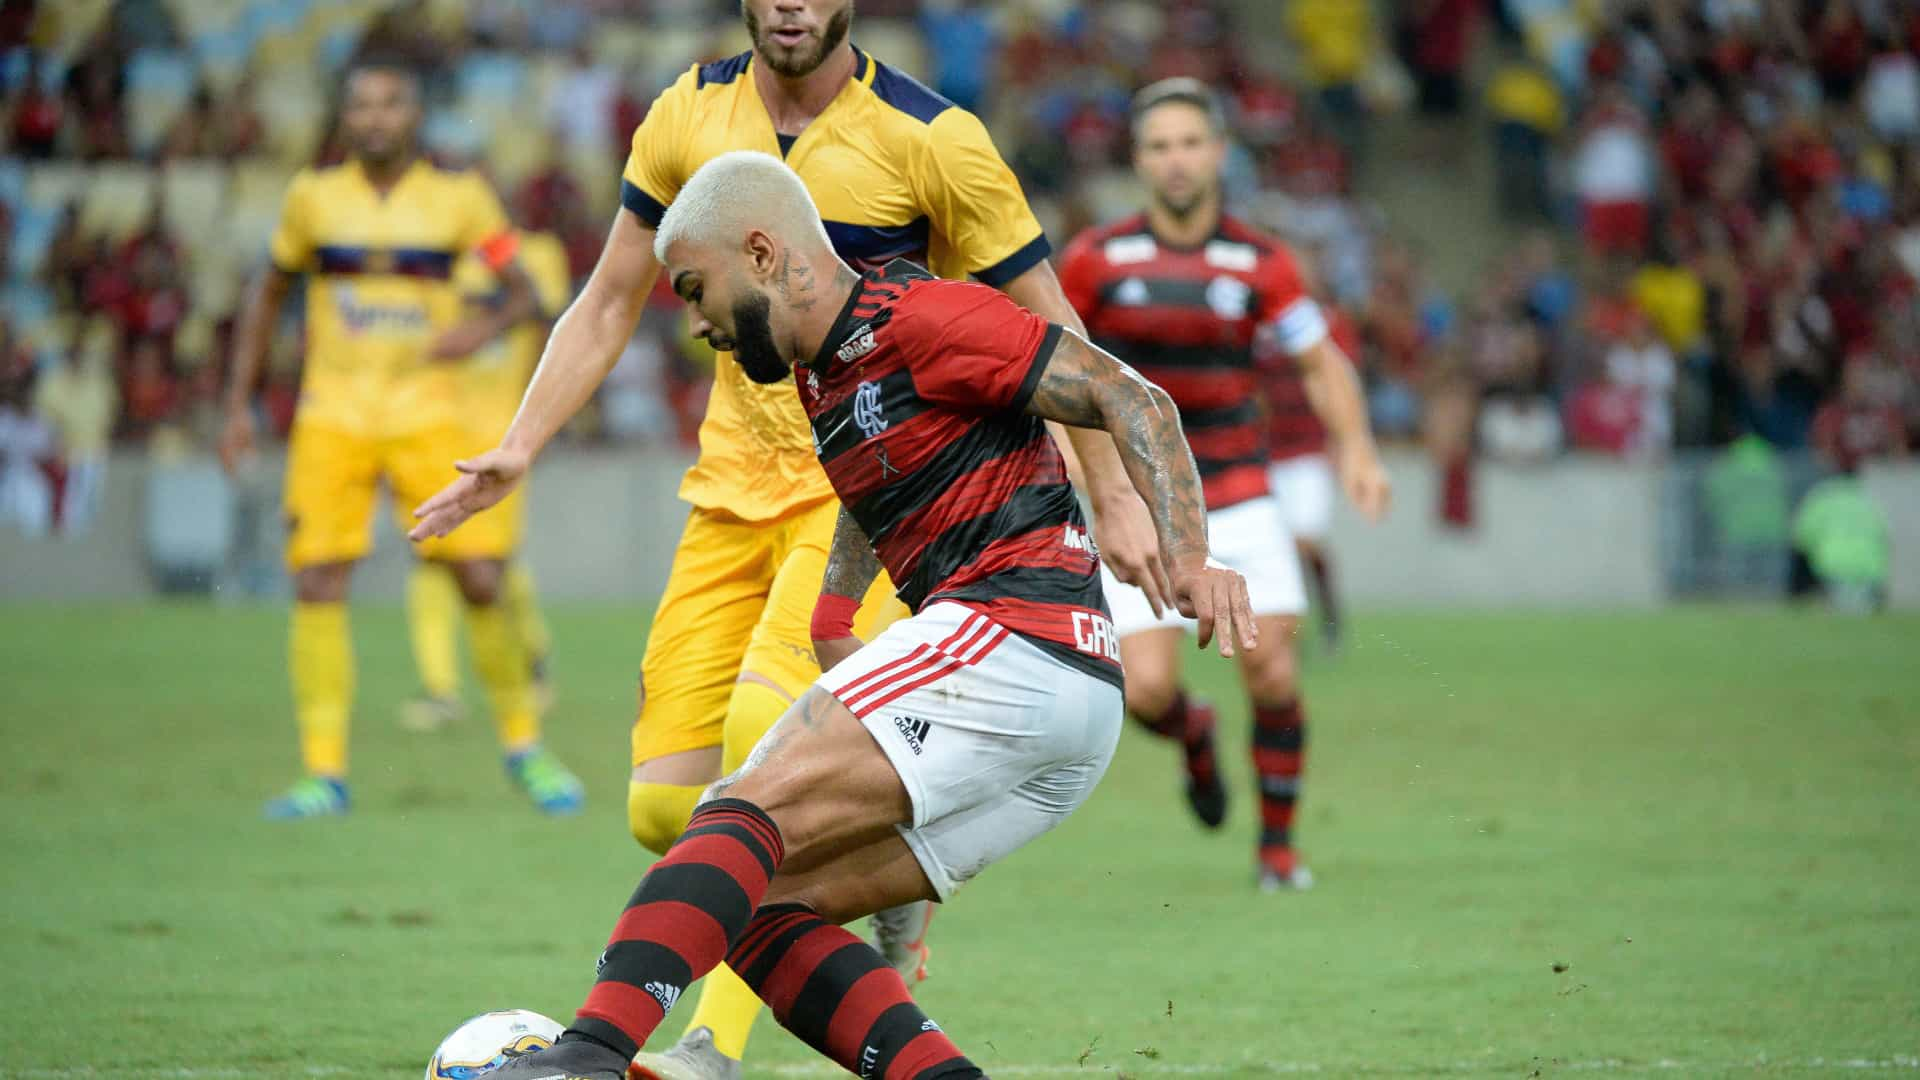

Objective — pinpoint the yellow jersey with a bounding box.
[270,158,516,437]
[453,230,574,435]
[622,47,1048,521]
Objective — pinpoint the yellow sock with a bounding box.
[290,601,353,776]
[466,601,537,751]
[685,962,762,1060]
[721,678,793,773]
[406,563,462,700]
[503,561,552,663]
[627,780,704,855]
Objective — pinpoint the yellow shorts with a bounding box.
[632,498,906,765]
[283,420,524,569]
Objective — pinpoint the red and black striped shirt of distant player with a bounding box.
[1058,212,1327,510]
[797,259,1119,686]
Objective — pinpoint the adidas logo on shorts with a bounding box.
[893,715,931,756]
[644,980,682,1013]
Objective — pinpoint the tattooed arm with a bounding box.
[812,507,884,672]
[1025,330,1258,656]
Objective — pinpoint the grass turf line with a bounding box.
[0,604,1915,1078]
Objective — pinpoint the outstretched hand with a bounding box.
[409,448,530,541]
[1171,556,1258,658]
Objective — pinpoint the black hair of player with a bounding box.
[1130,77,1227,142]
[344,54,424,102]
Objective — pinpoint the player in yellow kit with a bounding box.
[218,57,584,819]
[407,3,1167,1076]
[400,229,573,735]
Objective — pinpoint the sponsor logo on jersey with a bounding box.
[1206,275,1253,320]
[1063,523,1098,555]
[1113,277,1151,306]
[1104,234,1158,265]
[331,284,429,335]
[893,715,931,755]
[1072,611,1121,662]
[837,322,879,364]
[854,380,889,438]
[644,980,683,1013]
[1204,239,1259,272]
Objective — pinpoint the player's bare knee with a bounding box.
[1245,649,1298,707]
[1126,674,1180,721]
[447,559,504,605]
[294,562,351,603]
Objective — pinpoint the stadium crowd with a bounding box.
[0,0,1914,542]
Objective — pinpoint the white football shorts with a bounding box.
[818,601,1123,900]
[1101,494,1308,637]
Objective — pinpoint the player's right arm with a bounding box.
[221,170,313,474]
[810,508,883,673]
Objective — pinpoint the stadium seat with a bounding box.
[853,19,927,81]
[160,163,230,245]
[79,165,160,243]
[127,49,199,155]
[0,280,55,327]
[8,203,62,282]
[38,0,115,60]
[23,163,89,215]
[226,162,297,262]
[459,52,528,108]
[0,158,25,209]
[192,24,259,96]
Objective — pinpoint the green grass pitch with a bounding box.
[2,604,1916,1078]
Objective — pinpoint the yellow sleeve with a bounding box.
[915,107,1050,287]
[268,170,315,273]
[461,172,513,249]
[521,233,573,318]
[619,66,700,229]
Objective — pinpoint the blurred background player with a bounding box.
[1058,78,1389,891]
[402,2,1167,1075]
[217,57,583,820]
[400,218,573,735]
[1264,254,1364,655]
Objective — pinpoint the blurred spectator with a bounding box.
[120,336,179,438]
[547,42,619,158]
[1284,0,1373,157]
[0,362,53,537]
[919,0,997,114]
[1486,57,1564,222]
[10,52,63,158]
[1572,85,1655,261]
[1791,466,1891,614]
[1863,31,1920,144]
[32,330,118,535]
[1811,358,1909,471]
[1602,313,1676,456]
[1395,0,1479,120]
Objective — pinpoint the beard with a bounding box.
[744,1,853,79]
[1153,180,1210,220]
[728,289,791,385]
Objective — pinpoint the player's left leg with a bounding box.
[1104,563,1225,828]
[1212,496,1314,890]
[658,501,908,1073]
[1271,455,1341,653]
[489,688,982,1080]
[402,560,466,731]
[397,426,581,814]
[503,559,555,712]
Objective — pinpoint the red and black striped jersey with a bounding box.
[1058,213,1328,509]
[1262,301,1359,460]
[798,261,1121,686]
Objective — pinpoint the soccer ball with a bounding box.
[425,1009,565,1078]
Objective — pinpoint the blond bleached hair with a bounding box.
[652,149,833,263]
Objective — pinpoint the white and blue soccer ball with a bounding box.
[426,1009,565,1078]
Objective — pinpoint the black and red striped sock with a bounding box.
[729,903,982,1080]
[567,798,784,1059]
[1252,699,1306,874]
[1138,691,1218,789]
